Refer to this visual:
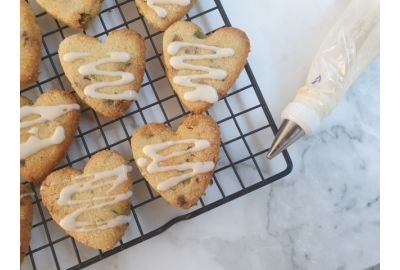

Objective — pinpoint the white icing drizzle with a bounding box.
[63,52,91,61]
[20,104,80,129]
[136,157,149,167]
[20,126,65,160]
[63,51,138,101]
[28,127,38,135]
[138,139,215,191]
[20,103,79,160]
[60,193,132,232]
[20,192,34,200]
[56,165,133,232]
[167,41,235,103]
[58,165,133,205]
[146,0,191,18]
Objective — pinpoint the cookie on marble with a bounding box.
[135,0,198,31]
[20,0,42,85]
[20,184,33,263]
[41,150,134,251]
[20,90,81,182]
[36,0,102,29]
[163,21,250,113]
[59,29,146,118]
[131,114,220,209]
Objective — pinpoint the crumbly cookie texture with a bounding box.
[20,90,80,182]
[41,150,133,251]
[131,115,220,209]
[36,0,102,29]
[20,184,33,264]
[135,0,197,31]
[59,29,146,118]
[163,21,250,113]
[20,0,42,85]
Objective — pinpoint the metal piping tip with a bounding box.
[266,119,305,159]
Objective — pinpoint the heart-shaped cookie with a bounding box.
[131,115,220,209]
[20,0,42,85]
[41,150,134,251]
[163,21,250,113]
[20,184,33,263]
[36,0,102,29]
[135,0,198,31]
[59,29,146,118]
[20,90,80,182]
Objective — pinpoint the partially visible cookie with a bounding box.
[41,150,134,251]
[20,0,42,85]
[163,21,250,113]
[59,29,146,118]
[20,184,33,263]
[131,114,220,209]
[36,0,102,29]
[135,0,197,31]
[20,90,81,182]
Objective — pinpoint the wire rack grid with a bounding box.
[21,0,292,269]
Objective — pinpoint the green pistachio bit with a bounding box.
[194,30,207,39]
[111,205,130,216]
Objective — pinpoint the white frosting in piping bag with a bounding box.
[20,126,65,160]
[138,139,215,192]
[146,0,191,18]
[167,41,235,103]
[56,165,133,232]
[64,51,138,100]
[281,0,380,135]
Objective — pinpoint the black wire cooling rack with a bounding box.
[21,0,292,269]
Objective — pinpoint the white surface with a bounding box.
[85,0,380,269]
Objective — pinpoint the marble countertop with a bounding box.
[88,0,380,269]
